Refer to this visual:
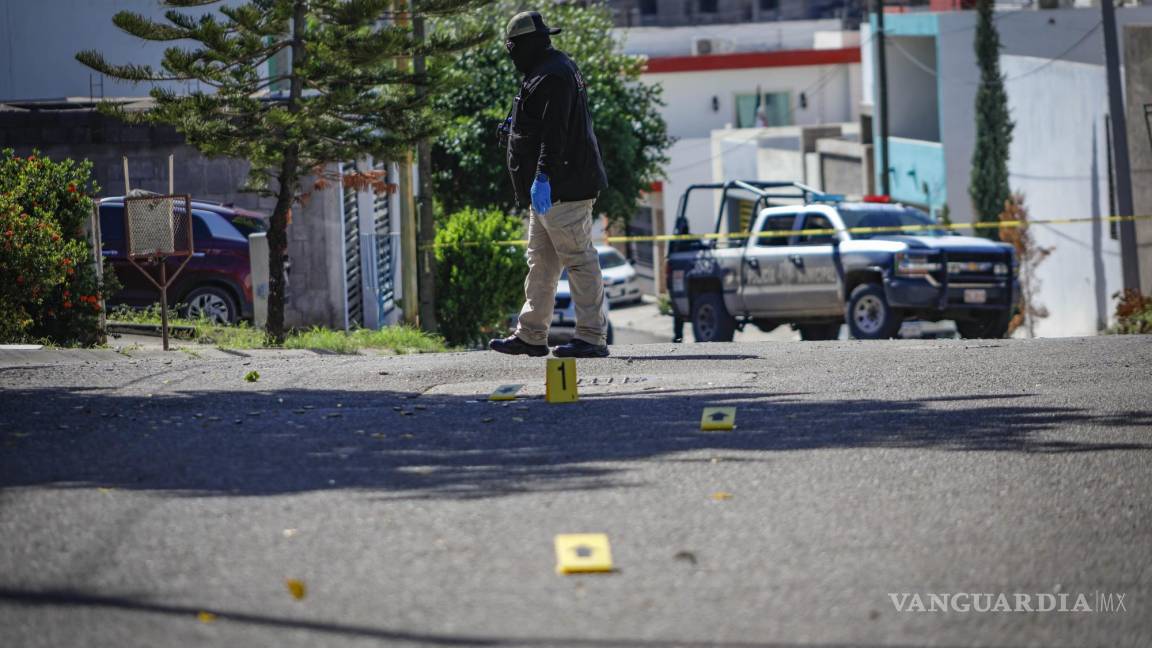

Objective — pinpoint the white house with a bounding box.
[615,20,864,290]
[859,6,1152,336]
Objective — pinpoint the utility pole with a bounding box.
[1101,0,1141,292]
[394,1,420,326]
[412,6,438,332]
[873,0,890,196]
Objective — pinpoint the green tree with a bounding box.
[969,0,1014,239]
[431,0,671,227]
[433,206,524,346]
[77,0,491,343]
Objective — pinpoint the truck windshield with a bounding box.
[838,206,946,239]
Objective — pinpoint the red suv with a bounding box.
[98,197,269,324]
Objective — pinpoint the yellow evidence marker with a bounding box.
[545,358,578,403]
[700,407,736,431]
[490,384,524,401]
[554,533,613,574]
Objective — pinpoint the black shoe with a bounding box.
[489,335,549,357]
[552,339,610,358]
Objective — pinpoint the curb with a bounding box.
[107,321,198,339]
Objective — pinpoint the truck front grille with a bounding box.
[944,253,1005,281]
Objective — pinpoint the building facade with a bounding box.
[860,6,1152,335]
[617,19,864,288]
[607,0,861,27]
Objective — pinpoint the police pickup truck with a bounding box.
[665,181,1018,341]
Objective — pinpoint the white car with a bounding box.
[550,272,614,346]
[596,245,642,305]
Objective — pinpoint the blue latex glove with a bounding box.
[530,173,552,215]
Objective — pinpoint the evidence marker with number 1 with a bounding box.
[546,358,578,403]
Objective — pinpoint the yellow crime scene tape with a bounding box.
[422,214,1152,251]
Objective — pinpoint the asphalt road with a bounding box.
[1,336,1150,647]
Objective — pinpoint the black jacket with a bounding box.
[506,49,608,208]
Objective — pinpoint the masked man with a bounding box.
[488,11,610,359]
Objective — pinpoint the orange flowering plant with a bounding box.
[0,149,117,344]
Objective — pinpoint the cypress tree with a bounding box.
[969,0,1014,239]
[77,0,490,343]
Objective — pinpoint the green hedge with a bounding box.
[0,150,114,345]
[433,206,525,347]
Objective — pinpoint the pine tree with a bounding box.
[77,0,490,343]
[969,0,1014,239]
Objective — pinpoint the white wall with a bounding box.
[886,36,939,142]
[1003,57,1122,337]
[615,20,847,57]
[660,137,716,236]
[644,63,859,139]
[931,6,1152,224]
[0,0,235,101]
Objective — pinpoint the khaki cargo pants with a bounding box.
[513,198,607,346]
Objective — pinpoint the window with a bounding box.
[639,0,658,14]
[837,206,945,240]
[598,248,628,269]
[699,0,718,13]
[756,214,797,247]
[192,213,212,243]
[759,0,778,10]
[99,205,124,241]
[735,91,792,128]
[192,210,248,244]
[796,214,836,245]
[229,215,267,237]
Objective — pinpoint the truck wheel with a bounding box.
[846,284,901,340]
[956,311,1011,339]
[799,322,841,341]
[692,292,736,342]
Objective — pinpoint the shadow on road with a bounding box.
[0,586,970,648]
[2,384,1150,500]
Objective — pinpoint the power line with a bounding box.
[888,37,937,77]
[996,21,1101,83]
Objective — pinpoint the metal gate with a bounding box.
[342,164,363,329]
[371,159,395,317]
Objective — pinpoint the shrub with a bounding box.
[433,206,525,347]
[0,150,113,345]
[1112,289,1152,335]
[998,194,1050,337]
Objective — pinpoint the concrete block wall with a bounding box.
[1124,25,1152,293]
[0,109,274,212]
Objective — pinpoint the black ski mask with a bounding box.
[507,32,552,75]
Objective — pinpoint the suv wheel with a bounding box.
[846,284,901,340]
[956,311,1011,339]
[183,286,238,325]
[798,322,841,341]
[692,291,736,342]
